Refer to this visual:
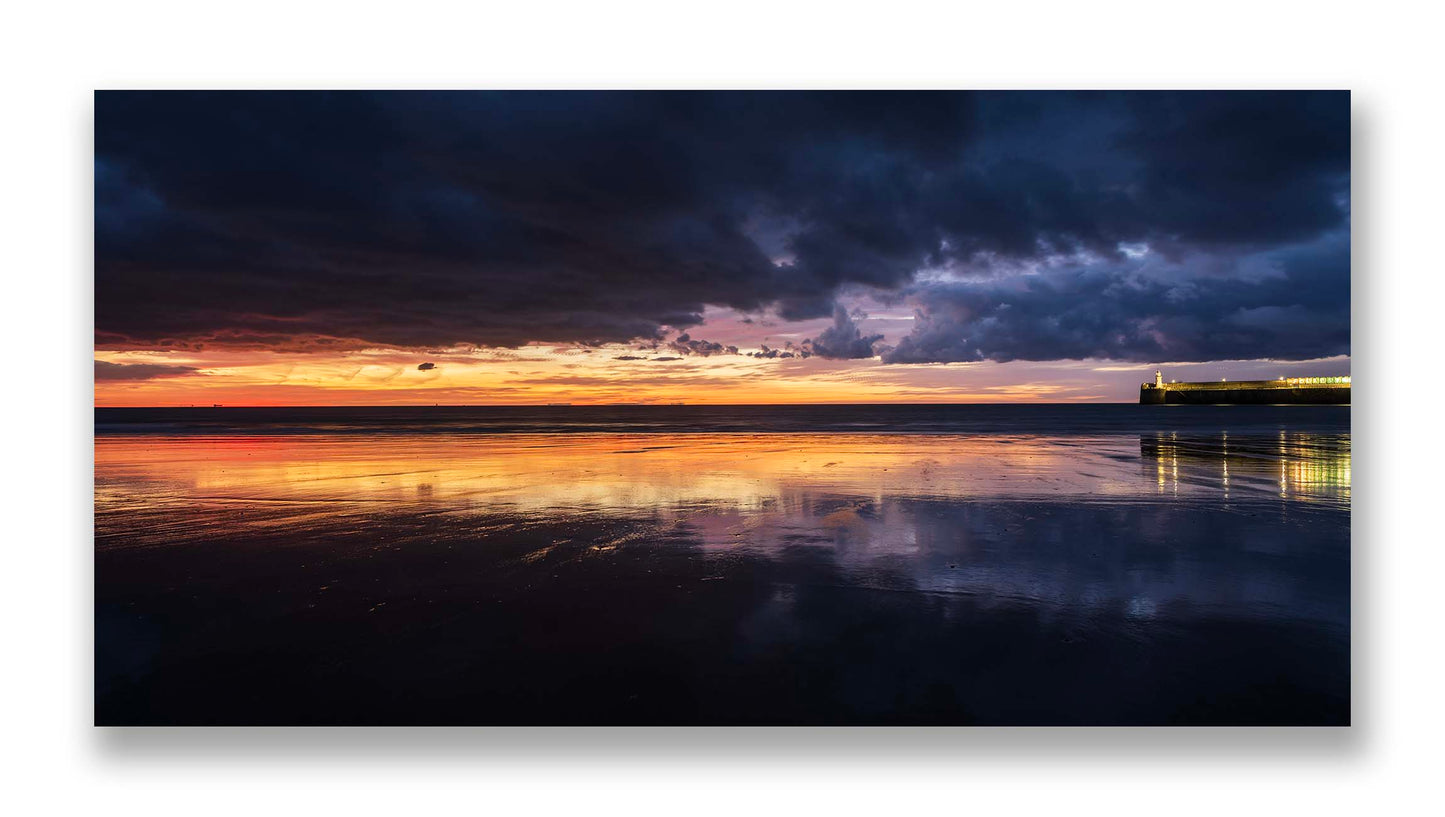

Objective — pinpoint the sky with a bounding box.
[94,91,1350,405]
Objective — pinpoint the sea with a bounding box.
[95,404,1351,725]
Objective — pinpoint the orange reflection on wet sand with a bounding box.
[97,431,1349,544]
[95,427,1352,724]
[96,433,1138,510]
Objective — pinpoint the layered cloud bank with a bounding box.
[94,360,198,381]
[96,91,1349,364]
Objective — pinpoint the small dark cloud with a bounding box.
[652,356,683,362]
[613,355,645,361]
[94,360,198,381]
[748,344,805,360]
[417,362,436,370]
[667,333,740,357]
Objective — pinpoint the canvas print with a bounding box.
[95,91,1350,725]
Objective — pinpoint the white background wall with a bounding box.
[1,2,1439,814]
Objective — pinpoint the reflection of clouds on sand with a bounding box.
[97,431,1350,629]
[95,428,1351,724]
[97,430,1349,533]
[94,432,1146,515]
[97,431,1348,524]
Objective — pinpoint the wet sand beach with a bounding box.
[95,406,1350,724]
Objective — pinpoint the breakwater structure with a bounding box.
[1139,370,1350,405]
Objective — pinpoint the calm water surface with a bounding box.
[95,406,1350,724]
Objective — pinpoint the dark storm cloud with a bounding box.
[96,91,1349,360]
[884,234,1351,364]
[804,306,884,359]
[94,360,198,380]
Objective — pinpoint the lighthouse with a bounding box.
[1154,370,1163,388]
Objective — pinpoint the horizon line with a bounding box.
[95,400,1153,409]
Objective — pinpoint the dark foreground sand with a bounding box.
[96,430,1349,724]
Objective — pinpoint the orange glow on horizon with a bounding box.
[93,345,1354,407]
[93,344,1116,406]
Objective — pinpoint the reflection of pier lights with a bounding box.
[1139,430,1350,500]
[1150,430,1178,495]
[1222,431,1229,498]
